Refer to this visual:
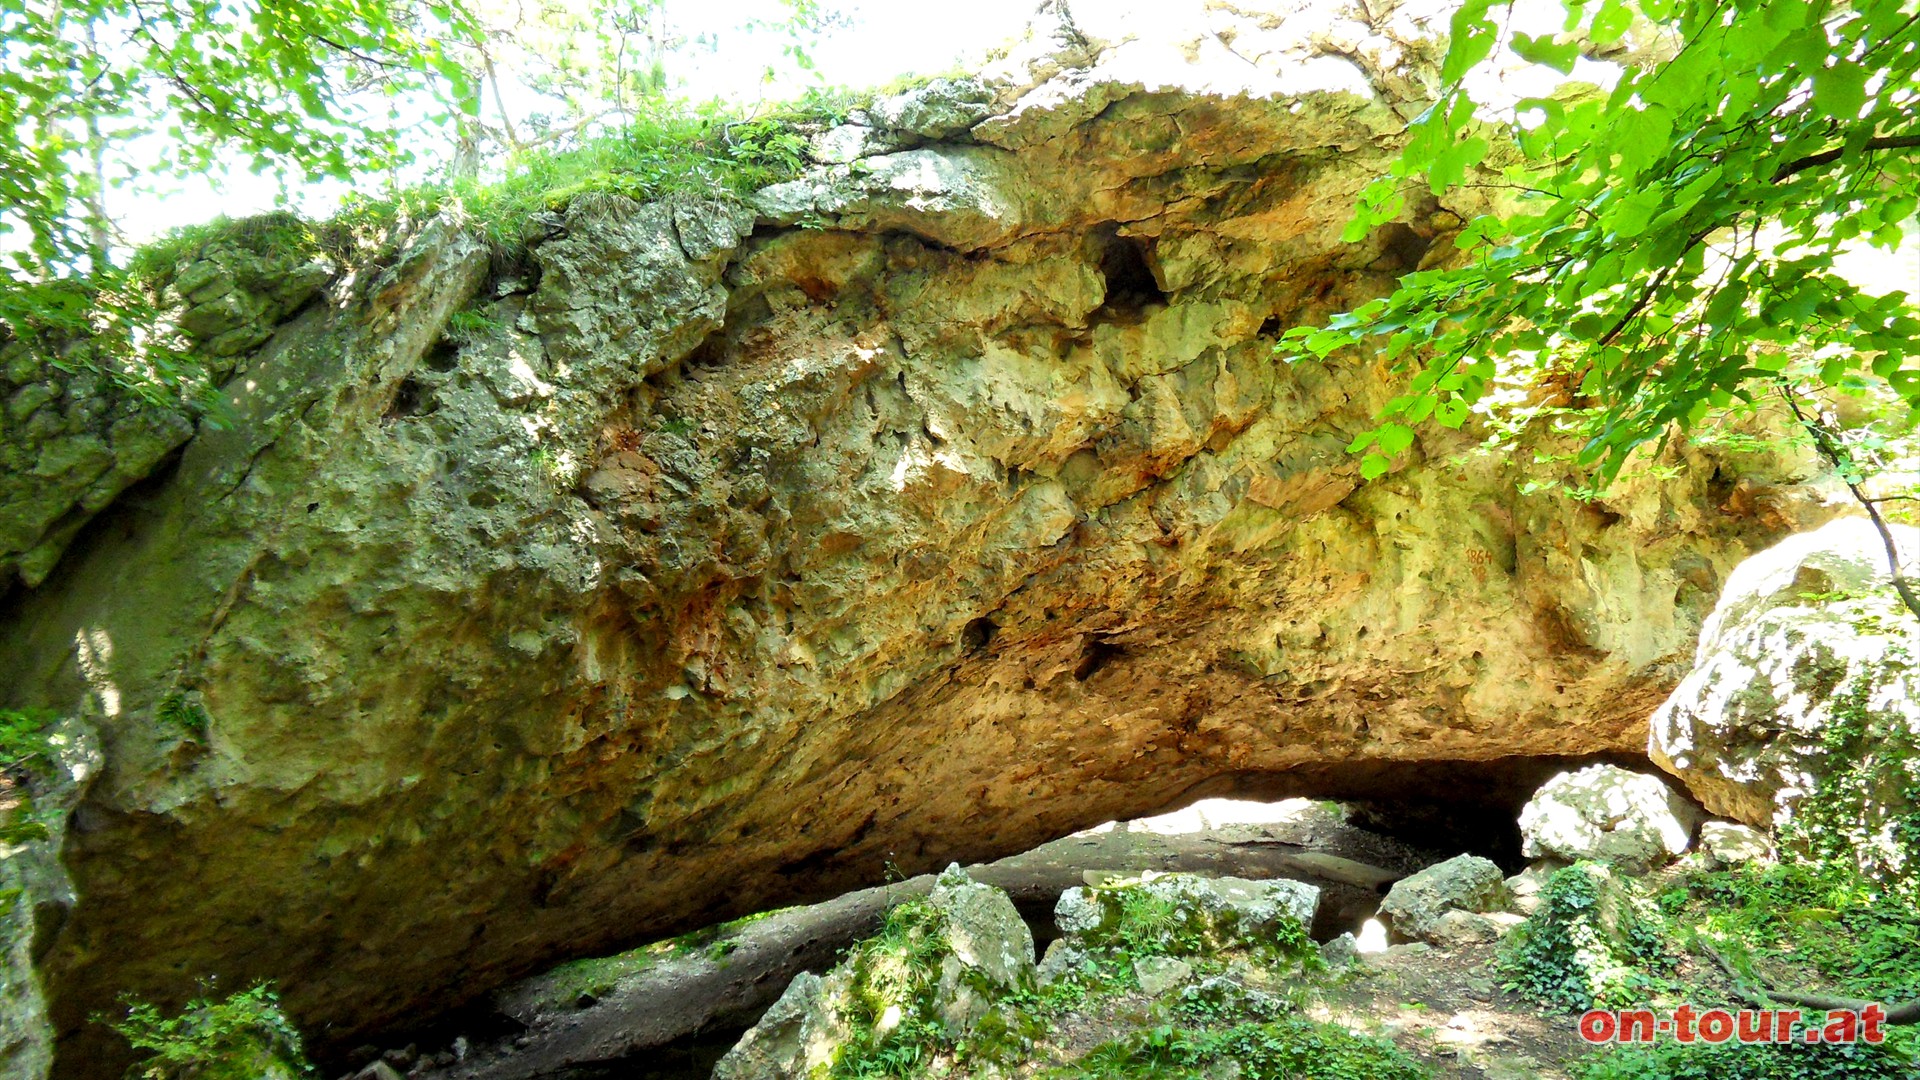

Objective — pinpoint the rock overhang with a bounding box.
[0,3,1841,1076]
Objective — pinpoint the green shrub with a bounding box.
[108,985,312,1080]
[0,709,58,846]
[0,709,54,773]
[1674,862,1920,1006]
[1575,1032,1920,1080]
[828,897,954,1079]
[1064,1017,1428,1080]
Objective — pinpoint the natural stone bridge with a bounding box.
[0,2,1827,1074]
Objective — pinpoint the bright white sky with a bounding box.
[125,0,1045,244]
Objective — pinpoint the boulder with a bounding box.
[1377,855,1510,943]
[1650,518,1920,886]
[1055,873,1320,956]
[1698,822,1771,867]
[710,971,850,1080]
[1503,862,1562,916]
[927,865,1036,1033]
[712,866,1032,1079]
[1317,932,1361,968]
[1518,765,1702,873]
[1036,938,1089,989]
[1425,910,1525,947]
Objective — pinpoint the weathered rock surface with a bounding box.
[1650,516,1920,884]
[0,216,338,590]
[1133,955,1193,996]
[1057,873,1321,954]
[0,719,98,1080]
[1697,821,1770,866]
[708,969,847,1080]
[1423,908,1524,947]
[0,1,1834,1074]
[1517,765,1703,874]
[1376,854,1508,943]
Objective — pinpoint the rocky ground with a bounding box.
[336,767,1920,1080]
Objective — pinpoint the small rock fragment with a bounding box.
[1134,955,1193,996]
[1318,931,1361,968]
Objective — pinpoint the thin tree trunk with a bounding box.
[1779,384,1920,621]
[75,12,113,271]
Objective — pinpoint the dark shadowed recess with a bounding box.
[327,752,1655,1078]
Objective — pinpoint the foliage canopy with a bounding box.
[1289,0,1920,483]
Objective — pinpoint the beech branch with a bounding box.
[1701,941,1920,1025]
[1772,135,1920,183]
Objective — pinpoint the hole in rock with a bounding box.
[960,615,998,653]
[1371,221,1434,273]
[366,755,1640,1078]
[385,376,434,420]
[423,336,460,372]
[1257,314,1284,337]
[1072,636,1124,681]
[1091,223,1167,313]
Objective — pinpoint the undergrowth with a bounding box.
[107,985,313,1080]
[0,709,54,773]
[1059,1017,1428,1080]
[1574,1032,1920,1079]
[1497,862,1675,1012]
[1665,861,1920,1011]
[0,709,57,846]
[1557,857,1920,1078]
[829,895,954,1078]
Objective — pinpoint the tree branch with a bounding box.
[1772,135,1920,183]
[1778,383,1920,621]
[1702,940,1920,1025]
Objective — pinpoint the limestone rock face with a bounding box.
[0,356,196,590]
[1518,765,1704,874]
[1650,517,1920,884]
[0,0,1834,1072]
[1376,854,1508,943]
[0,213,337,589]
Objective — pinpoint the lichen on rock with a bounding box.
[712,865,1033,1080]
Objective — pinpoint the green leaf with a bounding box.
[1375,422,1416,457]
[1512,31,1580,74]
[1813,63,1868,120]
[1590,0,1633,44]
[1441,0,1498,83]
